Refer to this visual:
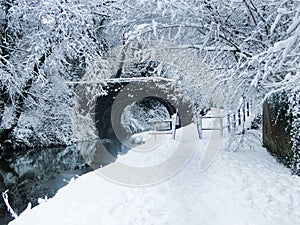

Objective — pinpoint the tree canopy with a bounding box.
[0,0,299,148]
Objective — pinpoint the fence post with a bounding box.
[154,123,157,140]
[233,114,236,129]
[242,98,246,123]
[197,115,203,139]
[227,114,231,132]
[171,113,177,140]
[246,102,250,117]
[238,109,241,125]
[242,97,246,133]
[219,117,223,136]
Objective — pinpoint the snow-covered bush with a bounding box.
[263,90,300,174]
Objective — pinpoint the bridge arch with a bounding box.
[76,40,225,143]
[85,40,224,108]
[95,78,193,141]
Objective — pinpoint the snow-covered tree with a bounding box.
[0,0,299,153]
[108,0,299,108]
[0,0,111,147]
[107,0,299,170]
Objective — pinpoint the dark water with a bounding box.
[0,139,130,225]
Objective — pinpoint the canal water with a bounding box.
[0,138,131,225]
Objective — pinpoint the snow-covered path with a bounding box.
[8,123,300,225]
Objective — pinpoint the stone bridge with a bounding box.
[94,77,194,141]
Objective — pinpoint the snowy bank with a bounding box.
[8,124,300,225]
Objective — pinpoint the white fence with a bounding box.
[197,100,252,139]
[148,99,252,140]
[149,112,178,140]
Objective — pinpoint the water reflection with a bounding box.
[77,138,130,170]
[0,138,130,224]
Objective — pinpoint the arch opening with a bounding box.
[121,97,173,135]
[94,79,194,145]
[96,95,181,141]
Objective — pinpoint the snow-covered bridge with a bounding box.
[94,77,194,141]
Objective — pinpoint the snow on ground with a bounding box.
[8,114,300,225]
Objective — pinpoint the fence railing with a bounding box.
[149,112,178,140]
[197,99,252,139]
[148,99,252,140]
